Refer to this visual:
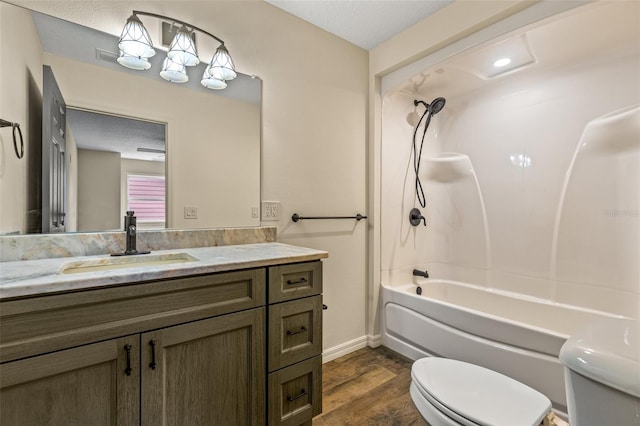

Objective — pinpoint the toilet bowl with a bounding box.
[410,318,640,426]
[410,357,551,426]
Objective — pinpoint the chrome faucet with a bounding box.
[112,211,150,256]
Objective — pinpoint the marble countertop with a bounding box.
[0,243,328,300]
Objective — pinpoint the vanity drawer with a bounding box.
[268,261,322,303]
[268,355,322,426]
[0,268,266,363]
[268,296,322,372]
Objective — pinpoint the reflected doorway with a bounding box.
[65,108,167,232]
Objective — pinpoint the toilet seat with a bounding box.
[411,381,482,426]
[411,357,552,426]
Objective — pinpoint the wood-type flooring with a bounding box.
[313,346,428,426]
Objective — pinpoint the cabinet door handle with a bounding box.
[149,339,157,370]
[286,277,307,285]
[286,326,308,336]
[287,388,307,402]
[124,344,132,376]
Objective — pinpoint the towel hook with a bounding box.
[0,119,24,159]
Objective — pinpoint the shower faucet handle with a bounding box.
[409,208,426,226]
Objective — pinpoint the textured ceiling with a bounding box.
[265,0,454,50]
[67,109,166,162]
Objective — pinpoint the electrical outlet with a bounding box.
[184,206,198,219]
[262,201,280,221]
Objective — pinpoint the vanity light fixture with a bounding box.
[117,11,236,89]
[159,56,189,83]
[117,50,152,70]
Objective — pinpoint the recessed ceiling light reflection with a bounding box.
[510,154,532,168]
[494,57,512,68]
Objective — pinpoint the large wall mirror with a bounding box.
[0,1,261,235]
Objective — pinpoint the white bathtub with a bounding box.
[381,280,626,415]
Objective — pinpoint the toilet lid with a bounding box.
[412,357,551,426]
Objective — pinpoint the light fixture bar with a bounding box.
[119,10,236,89]
[132,10,225,45]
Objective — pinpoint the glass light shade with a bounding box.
[118,14,155,59]
[159,57,189,83]
[207,45,237,81]
[167,25,199,66]
[201,67,227,90]
[117,51,151,70]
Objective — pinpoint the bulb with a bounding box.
[493,57,512,68]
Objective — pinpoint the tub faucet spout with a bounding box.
[413,269,429,278]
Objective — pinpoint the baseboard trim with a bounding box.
[322,336,368,363]
[367,333,383,348]
[322,334,385,363]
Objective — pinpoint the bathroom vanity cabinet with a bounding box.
[0,259,324,426]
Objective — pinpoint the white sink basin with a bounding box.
[59,252,199,275]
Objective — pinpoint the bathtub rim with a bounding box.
[381,279,630,342]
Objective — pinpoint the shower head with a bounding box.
[413,97,446,115]
[429,97,446,115]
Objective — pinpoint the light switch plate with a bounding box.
[184,206,198,219]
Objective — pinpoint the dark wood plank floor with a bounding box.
[313,346,428,426]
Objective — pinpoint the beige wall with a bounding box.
[77,149,120,231]
[7,1,370,356]
[0,3,43,234]
[65,124,78,231]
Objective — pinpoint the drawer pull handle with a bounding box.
[287,326,308,336]
[286,277,308,285]
[124,344,133,376]
[149,339,157,370]
[287,388,307,402]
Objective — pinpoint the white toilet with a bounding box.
[560,318,640,426]
[410,357,552,426]
[410,318,640,426]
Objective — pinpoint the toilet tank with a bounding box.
[559,318,640,426]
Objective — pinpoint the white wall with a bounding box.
[368,0,536,340]
[380,1,640,318]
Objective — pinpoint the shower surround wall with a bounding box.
[381,3,640,319]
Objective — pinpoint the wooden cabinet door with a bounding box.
[0,335,139,426]
[142,308,265,426]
